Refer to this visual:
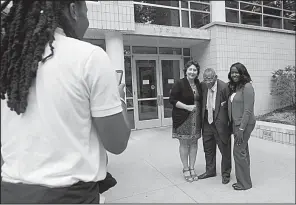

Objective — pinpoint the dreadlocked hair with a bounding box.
[0,0,82,115]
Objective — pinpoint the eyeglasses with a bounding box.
[203,78,215,82]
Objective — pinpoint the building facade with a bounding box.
[2,1,295,130]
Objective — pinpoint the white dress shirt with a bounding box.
[206,80,218,111]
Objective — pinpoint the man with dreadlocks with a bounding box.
[1,0,131,203]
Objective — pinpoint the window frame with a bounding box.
[134,0,211,29]
[225,0,295,31]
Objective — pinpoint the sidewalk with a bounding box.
[104,127,295,203]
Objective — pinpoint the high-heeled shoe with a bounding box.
[189,168,199,181]
[183,169,193,183]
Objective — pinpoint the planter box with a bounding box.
[251,121,295,146]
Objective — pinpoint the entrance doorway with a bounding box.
[133,56,183,129]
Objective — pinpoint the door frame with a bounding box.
[132,55,162,129]
[132,54,184,130]
[158,56,183,127]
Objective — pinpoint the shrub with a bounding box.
[270,65,296,107]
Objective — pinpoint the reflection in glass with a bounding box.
[136,60,157,99]
[138,101,158,121]
[190,2,210,12]
[159,47,182,55]
[134,0,179,7]
[134,5,180,27]
[127,99,134,108]
[225,0,239,9]
[181,0,188,8]
[284,19,296,30]
[264,16,282,28]
[124,46,131,55]
[240,2,262,13]
[124,56,133,97]
[127,110,135,129]
[283,0,295,11]
[263,7,281,16]
[132,46,158,54]
[246,1,262,5]
[163,99,173,118]
[183,48,191,56]
[182,11,189,28]
[226,9,239,23]
[283,11,296,19]
[263,0,282,8]
[161,60,180,97]
[191,12,210,28]
[241,12,262,26]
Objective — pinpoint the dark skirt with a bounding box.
[172,108,201,140]
[1,180,100,204]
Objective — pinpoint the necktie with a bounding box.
[207,89,214,124]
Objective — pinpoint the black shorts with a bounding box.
[1,180,100,204]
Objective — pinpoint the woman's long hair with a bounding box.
[0,0,81,115]
[228,62,252,96]
[183,60,202,103]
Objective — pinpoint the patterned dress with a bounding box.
[172,84,202,140]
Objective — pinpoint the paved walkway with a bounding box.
[104,127,295,203]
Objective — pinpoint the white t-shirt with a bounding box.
[1,28,122,187]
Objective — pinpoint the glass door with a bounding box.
[159,57,183,126]
[133,56,162,129]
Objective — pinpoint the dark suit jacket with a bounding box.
[201,79,231,144]
[169,78,202,129]
[228,82,256,130]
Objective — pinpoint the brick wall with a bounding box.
[192,22,295,115]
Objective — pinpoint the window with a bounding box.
[264,15,282,28]
[183,48,191,56]
[191,12,210,28]
[225,1,239,9]
[132,46,158,54]
[183,48,191,67]
[182,10,190,27]
[241,11,262,26]
[134,0,179,8]
[134,0,211,28]
[181,0,188,8]
[124,47,135,129]
[226,9,239,23]
[134,4,180,27]
[159,47,182,55]
[225,0,296,31]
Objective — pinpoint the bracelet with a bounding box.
[239,128,244,131]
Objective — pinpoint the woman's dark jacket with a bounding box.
[169,78,202,129]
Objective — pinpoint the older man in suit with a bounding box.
[198,68,232,184]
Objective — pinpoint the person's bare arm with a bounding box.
[93,84,131,155]
[176,101,194,111]
[93,109,131,155]
[84,48,131,155]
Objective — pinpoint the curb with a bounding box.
[251,121,295,146]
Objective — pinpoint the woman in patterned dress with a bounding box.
[169,60,202,182]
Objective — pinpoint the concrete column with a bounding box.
[211,1,226,22]
[105,31,125,85]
